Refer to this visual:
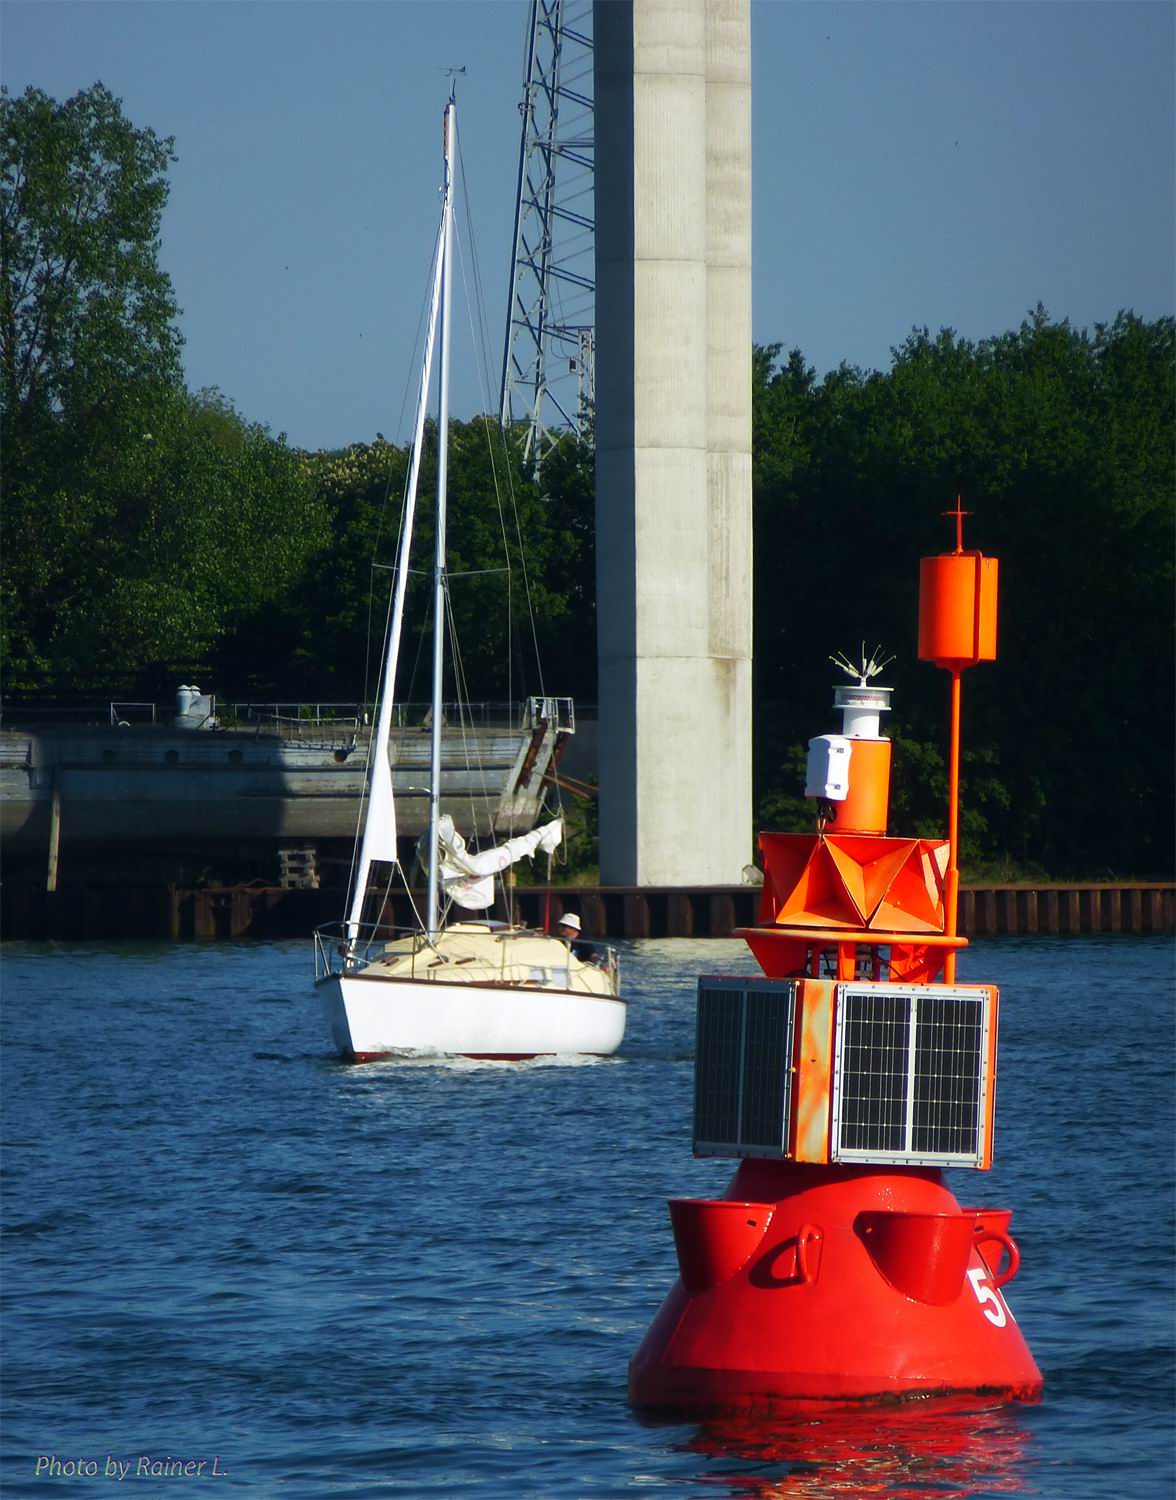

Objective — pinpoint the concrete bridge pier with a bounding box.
[595,0,753,886]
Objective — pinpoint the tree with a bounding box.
[237,436,415,700]
[1,82,181,433]
[2,83,184,687]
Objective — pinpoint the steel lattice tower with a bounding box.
[500,0,595,472]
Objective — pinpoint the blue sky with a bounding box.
[3,0,1173,452]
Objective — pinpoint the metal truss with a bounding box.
[500,0,595,473]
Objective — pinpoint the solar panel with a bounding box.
[832,984,992,1167]
[694,979,797,1157]
[913,991,986,1156]
[693,987,744,1149]
[836,989,909,1154]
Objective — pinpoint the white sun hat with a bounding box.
[559,912,582,932]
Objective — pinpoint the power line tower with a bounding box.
[500,0,595,473]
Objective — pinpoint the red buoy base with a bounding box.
[629,1162,1043,1416]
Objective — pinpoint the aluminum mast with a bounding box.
[426,98,458,940]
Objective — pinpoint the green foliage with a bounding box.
[3,379,329,688]
[549,790,600,885]
[435,417,558,700]
[2,82,180,685]
[1,83,181,427]
[232,436,415,698]
[1,86,330,695]
[525,428,598,701]
[248,420,596,704]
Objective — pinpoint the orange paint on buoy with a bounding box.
[833,737,891,835]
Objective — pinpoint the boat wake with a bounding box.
[343,1050,618,1072]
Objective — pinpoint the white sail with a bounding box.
[344,192,448,938]
[427,814,563,911]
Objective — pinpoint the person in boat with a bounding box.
[557,912,598,965]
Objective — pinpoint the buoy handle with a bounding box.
[796,1222,822,1284]
[976,1227,1020,1288]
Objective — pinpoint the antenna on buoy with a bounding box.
[830,644,895,684]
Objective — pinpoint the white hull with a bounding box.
[319,971,626,1060]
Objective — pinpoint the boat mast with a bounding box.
[426,99,457,940]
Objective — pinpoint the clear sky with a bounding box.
[3,0,1173,452]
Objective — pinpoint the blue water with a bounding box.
[1,935,1172,1497]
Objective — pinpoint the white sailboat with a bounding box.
[314,99,625,1062]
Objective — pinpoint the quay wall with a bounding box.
[3,882,1172,943]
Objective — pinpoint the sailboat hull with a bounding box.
[319,972,626,1061]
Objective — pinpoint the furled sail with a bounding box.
[424,815,563,911]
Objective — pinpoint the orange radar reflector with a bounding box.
[759,832,949,933]
[825,836,918,923]
[918,552,998,667]
[757,834,818,925]
[758,834,860,929]
[777,840,862,929]
[869,840,950,933]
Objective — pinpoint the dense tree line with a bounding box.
[2,84,1172,877]
[750,314,1174,878]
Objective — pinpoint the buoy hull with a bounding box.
[629,1161,1042,1416]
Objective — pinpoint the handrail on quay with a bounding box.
[2,696,586,731]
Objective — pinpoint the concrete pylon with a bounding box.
[594,0,752,887]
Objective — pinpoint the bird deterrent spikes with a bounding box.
[830,643,895,685]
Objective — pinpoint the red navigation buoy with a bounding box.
[629,510,1042,1414]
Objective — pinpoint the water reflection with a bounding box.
[681,1400,1037,1498]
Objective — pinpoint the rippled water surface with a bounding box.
[2,935,1173,1496]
